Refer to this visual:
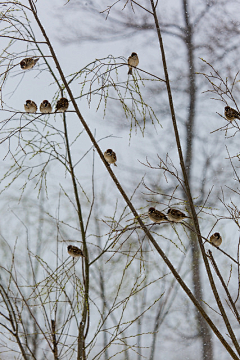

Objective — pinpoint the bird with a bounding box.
[210,232,222,247]
[55,98,69,112]
[24,100,37,113]
[67,245,85,258]
[104,149,117,166]
[167,208,189,222]
[40,100,52,113]
[20,57,39,70]
[148,207,168,223]
[224,106,240,121]
[128,52,139,75]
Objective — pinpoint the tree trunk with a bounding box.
[183,0,213,358]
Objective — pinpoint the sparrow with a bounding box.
[40,100,52,113]
[24,100,37,113]
[128,52,139,75]
[210,232,222,247]
[20,57,39,70]
[67,245,85,258]
[55,98,69,112]
[104,149,117,166]
[167,208,189,222]
[148,207,168,223]
[224,106,240,121]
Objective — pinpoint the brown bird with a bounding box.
[128,52,139,75]
[104,149,117,166]
[20,57,39,70]
[148,207,168,223]
[210,232,222,247]
[224,106,240,121]
[24,100,37,113]
[40,100,52,113]
[167,208,189,222]
[67,245,85,258]
[55,98,69,112]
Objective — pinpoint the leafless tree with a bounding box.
[0,1,240,360]
[55,1,240,358]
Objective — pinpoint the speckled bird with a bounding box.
[128,52,139,75]
[148,207,168,223]
[24,100,37,113]
[67,245,85,258]
[167,208,189,222]
[55,98,69,112]
[210,232,222,247]
[20,57,39,70]
[104,149,117,166]
[225,106,240,121]
[40,100,52,114]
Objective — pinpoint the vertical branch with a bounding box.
[182,1,213,357]
[51,319,59,360]
[136,240,148,360]
[235,237,240,303]
[94,213,109,360]
[182,0,196,179]
[62,112,89,360]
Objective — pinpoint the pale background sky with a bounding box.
[1,0,240,359]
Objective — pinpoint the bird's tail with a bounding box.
[128,67,132,75]
[114,163,117,167]
[34,58,40,65]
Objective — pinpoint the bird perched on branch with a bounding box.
[20,57,39,70]
[40,100,52,113]
[148,207,168,223]
[24,100,37,113]
[167,208,189,222]
[67,245,85,258]
[210,232,222,247]
[224,106,240,121]
[55,98,69,112]
[104,149,117,166]
[128,52,139,75]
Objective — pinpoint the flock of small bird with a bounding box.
[147,207,222,247]
[21,57,69,114]
[20,54,222,257]
[66,207,222,259]
[24,98,69,113]
[21,52,139,116]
